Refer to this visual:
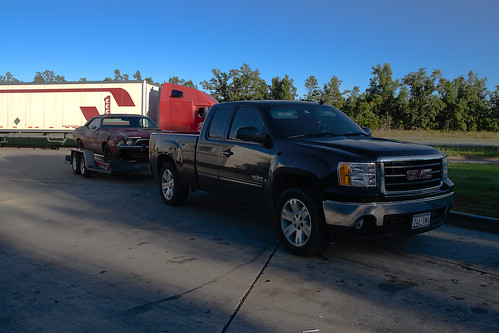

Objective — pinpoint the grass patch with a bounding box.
[374,129,499,140]
[432,145,499,158]
[448,163,499,218]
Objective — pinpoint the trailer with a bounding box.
[0,81,217,147]
[66,148,150,178]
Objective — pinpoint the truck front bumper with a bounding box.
[322,192,454,237]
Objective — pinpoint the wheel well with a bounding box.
[156,154,176,177]
[271,173,318,206]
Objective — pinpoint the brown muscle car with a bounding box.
[73,114,161,162]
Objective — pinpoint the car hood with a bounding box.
[109,128,161,138]
[291,136,444,160]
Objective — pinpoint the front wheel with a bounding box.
[276,187,330,256]
[71,152,81,175]
[159,162,189,206]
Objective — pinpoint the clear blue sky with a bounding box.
[1,0,498,97]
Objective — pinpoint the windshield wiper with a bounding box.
[286,132,338,139]
[343,132,367,137]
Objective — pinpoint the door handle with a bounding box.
[222,149,234,157]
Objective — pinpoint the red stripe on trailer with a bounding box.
[0,88,135,107]
[80,107,100,121]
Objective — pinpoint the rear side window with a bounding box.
[208,105,232,139]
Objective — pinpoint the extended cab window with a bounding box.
[208,105,232,139]
[229,106,265,140]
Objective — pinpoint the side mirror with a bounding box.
[235,126,270,146]
[362,127,372,136]
[198,107,209,118]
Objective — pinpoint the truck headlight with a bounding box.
[126,138,135,145]
[338,162,376,187]
[442,157,448,180]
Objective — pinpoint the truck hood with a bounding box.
[291,136,443,159]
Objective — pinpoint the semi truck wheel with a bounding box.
[71,152,81,175]
[159,162,189,206]
[276,187,330,256]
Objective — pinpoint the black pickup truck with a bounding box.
[149,100,454,256]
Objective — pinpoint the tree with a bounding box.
[169,76,198,89]
[229,63,268,101]
[269,75,297,100]
[0,71,20,83]
[488,86,499,131]
[133,71,142,80]
[33,70,66,82]
[79,77,87,82]
[304,75,321,101]
[201,68,232,102]
[402,68,443,129]
[321,76,345,110]
[366,63,400,129]
[113,69,123,81]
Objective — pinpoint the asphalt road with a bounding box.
[0,148,498,332]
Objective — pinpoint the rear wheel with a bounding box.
[159,162,189,206]
[80,154,92,178]
[276,187,330,256]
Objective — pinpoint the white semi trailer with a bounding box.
[0,81,160,146]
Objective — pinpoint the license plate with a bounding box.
[411,212,431,229]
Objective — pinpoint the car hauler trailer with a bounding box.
[66,148,150,178]
[0,81,217,147]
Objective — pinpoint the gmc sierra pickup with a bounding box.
[149,100,454,256]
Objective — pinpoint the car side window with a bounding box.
[87,118,101,130]
[208,105,232,139]
[229,106,265,140]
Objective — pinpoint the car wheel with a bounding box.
[159,162,188,206]
[80,154,92,178]
[103,145,113,163]
[71,152,81,175]
[276,187,330,256]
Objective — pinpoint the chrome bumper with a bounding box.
[322,192,454,227]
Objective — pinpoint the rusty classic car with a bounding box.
[73,114,161,162]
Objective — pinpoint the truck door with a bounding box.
[218,105,271,200]
[196,104,233,191]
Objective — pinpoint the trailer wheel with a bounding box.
[159,162,188,206]
[80,154,92,178]
[276,187,330,256]
[71,152,81,175]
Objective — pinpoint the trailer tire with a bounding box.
[159,162,188,206]
[71,152,81,175]
[80,154,92,178]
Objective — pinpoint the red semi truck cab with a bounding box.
[158,83,218,132]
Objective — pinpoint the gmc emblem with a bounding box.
[407,169,432,181]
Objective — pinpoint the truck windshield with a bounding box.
[269,104,366,139]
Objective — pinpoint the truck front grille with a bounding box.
[383,158,442,192]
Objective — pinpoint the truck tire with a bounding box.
[80,154,92,178]
[276,187,330,256]
[71,152,81,175]
[159,162,189,206]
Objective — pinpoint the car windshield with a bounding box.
[269,104,366,139]
[102,116,158,128]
